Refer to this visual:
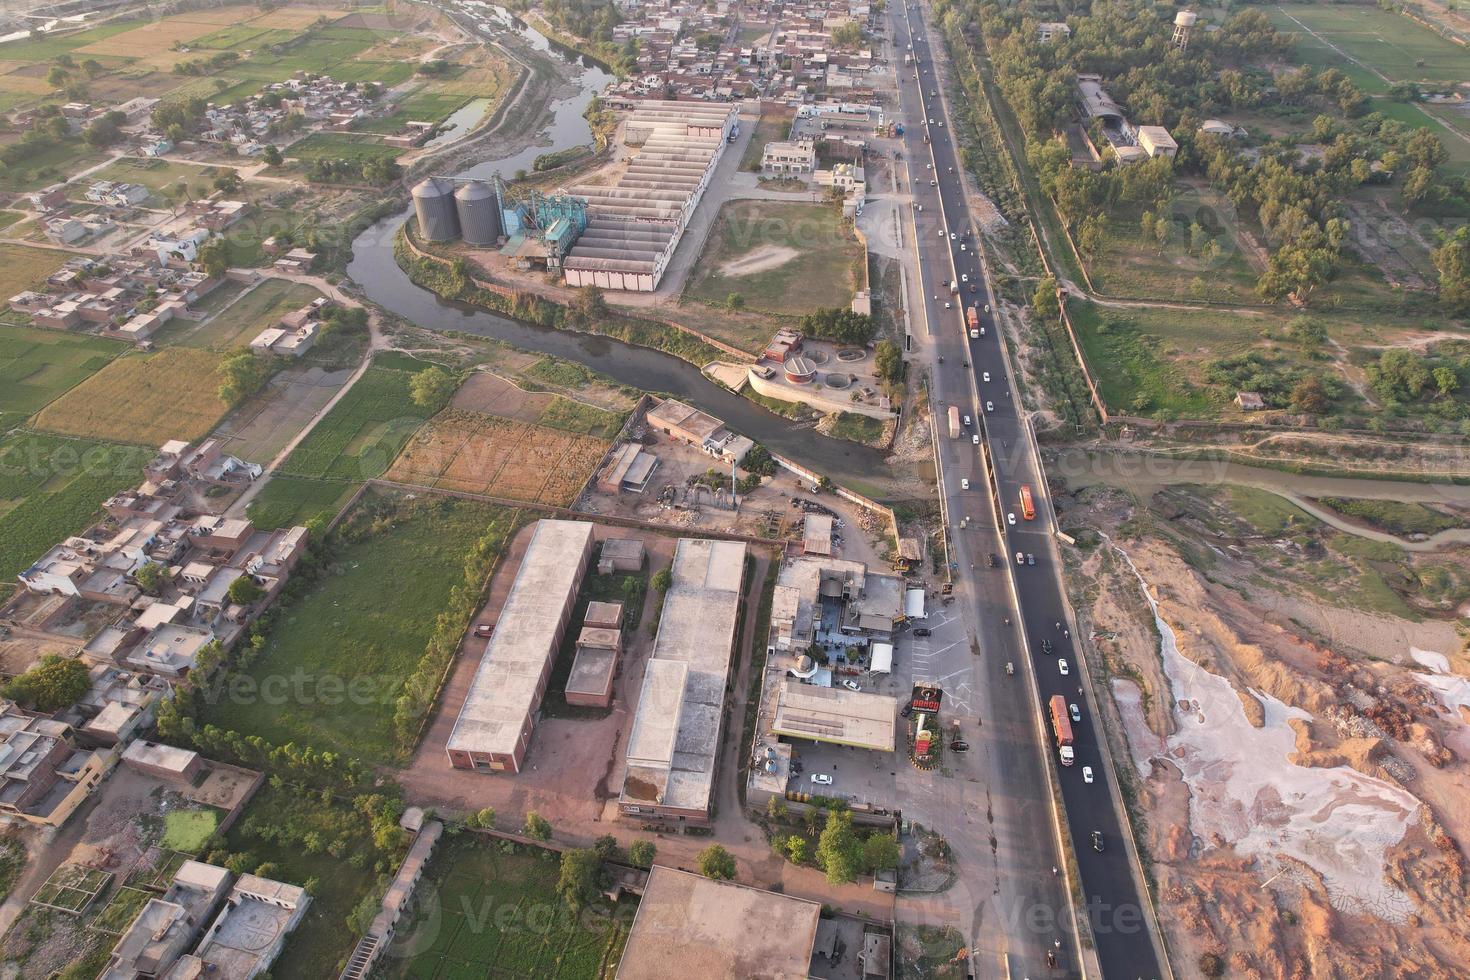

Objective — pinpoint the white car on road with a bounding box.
[961,478,970,490]
[811,773,834,786]
[1082,766,1094,784]
[982,371,991,382]
[972,434,980,445]
[1006,512,1016,526]
[842,679,861,692]
[985,401,993,412]
[1070,703,1081,722]
[1058,659,1070,676]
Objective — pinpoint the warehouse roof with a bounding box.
[771,678,897,751]
[617,867,820,980]
[621,538,746,814]
[447,520,595,757]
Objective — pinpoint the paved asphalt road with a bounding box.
[896,6,1165,978]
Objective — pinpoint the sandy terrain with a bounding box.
[719,243,799,277]
[1059,483,1470,977]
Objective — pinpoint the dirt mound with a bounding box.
[719,244,799,277]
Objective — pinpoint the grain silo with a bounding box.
[412,177,459,242]
[454,180,502,247]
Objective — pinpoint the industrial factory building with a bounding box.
[619,537,747,826]
[411,100,736,293]
[445,519,595,774]
[563,100,737,293]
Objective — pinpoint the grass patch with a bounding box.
[247,475,360,530]
[683,199,863,316]
[204,491,514,764]
[1314,497,1461,537]
[1270,4,1470,87]
[285,131,400,165]
[740,111,793,171]
[827,411,886,444]
[382,835,636,980]
[161,809,220,853]
[0,326,123,426]
[0,243,67,300]
[1225,486,1314,537]
[0,433,148,580]
[181,278,323,350]
[536,397,624,438]
[90,886,153,935]
[33,347,229,445]
[277,358,437,481]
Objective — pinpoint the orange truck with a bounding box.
[1049,695,1075,766]
[1019,485,1036,521]
[966,306,980,338]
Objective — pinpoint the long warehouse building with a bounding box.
[563,100,737,293]
[619,537,747,826]
[446,519,596,774]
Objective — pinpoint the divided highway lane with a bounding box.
[901,9,1166,979]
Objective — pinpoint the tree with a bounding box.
[213,170,242,194]
[523,811,552,840]
[557,847,603,912]
[784,835,810,863]
[1433,226,1470,316]
[1289,375,1329,415]
[262,144,283,167]
[725,292,745,311]
[697,843,736,880]
[815,811,861,885]
[3,655,90,712]
[651,567,672,594]
[1433,366,1460,398]
[409,366,456,411]
[227,576,265,605]
[593,834,618,860]
[197,238,229,279]
[798,308,876,345]
[1031,277,1060,321]
[628,839,656,867]
[874,339,903,385]
[574,285,607,322]
[1367,349,1431,402]
[216,347,272,407]
[473,807,496,829]
[134,561,169,595]
[45,65,68,88]
[830,21,862,49]
[861,833,901,872]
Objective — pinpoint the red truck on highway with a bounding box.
[1049,694,1075,766]
[966,306,981,338]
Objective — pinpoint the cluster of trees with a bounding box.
[174,50,240,75]
[1367,348,1462,408]
[874,338,903,385]
[798,307,877,345]
[217,346,275,407]
[82,110,127,149]
[409,365,458,411]
[304,156,402,186]
[0,107,70,169]
[3,656,90,712]
[522,0,622,43]
[1202,350,1342,414]
[153,97,211,142]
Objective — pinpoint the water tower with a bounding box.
[1172,10,1198,51]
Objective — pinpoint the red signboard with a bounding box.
[911,684,943,713]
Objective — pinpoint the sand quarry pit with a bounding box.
[1112,543,1423,922]
[719,243,799,277]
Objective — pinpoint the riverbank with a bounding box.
[393,223,728,367]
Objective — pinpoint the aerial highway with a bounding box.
[893,4,1168,978]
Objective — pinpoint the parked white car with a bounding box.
[811,773,834,786]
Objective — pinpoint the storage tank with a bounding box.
[412,177,459,242]
[454,180,502,247]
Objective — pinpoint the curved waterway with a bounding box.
[347,6,890,483]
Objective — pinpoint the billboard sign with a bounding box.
[911,683,942,713]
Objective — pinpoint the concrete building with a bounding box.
[598,537,646,573]
[563,100,736,292]
[760,138,816,176]
[1135,125,1178,159]
[185,874,309,978]
[770,556,905,649]
[566,622,622,708]
[339,820,443,980]
[619,538,746,826]
[1037,21,1071,42]
[597,444,660,495]
[446,520,596,773]
[0,708,112,829]
[101,861,232,980]
[645,399,752,463]
[617,866,822,979]
[770,678,896,751]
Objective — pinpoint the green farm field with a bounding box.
[204,491,516,764]
[33,347,230,445]
[276,356,439,481]
[246,475,359,529]
[0,244,68,300]
[285,132,401,165]
[179,279,323,350]
[383,836,635,980]
[1271,4,1470,86]
[0,326,123,425]
[0,433,148,582]
[683,200,865,316]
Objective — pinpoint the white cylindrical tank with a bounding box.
[454,180,502,247]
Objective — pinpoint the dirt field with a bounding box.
[450,370,557,422]
[720,243,799,277]
[32,347,229,445]
[1059,480,1470,977]
[211,363,353,464]
[386,410,609,505]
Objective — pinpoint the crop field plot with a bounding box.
[0,326,123,425]
[73,15,226,57]
[277,359,438,481]
[684,200,864,316]
[90,886,153,935]
[1270,4,1470,87]
[0,433,149,581]
[384,837,634,980]
[387,410,609,505]
[1082,195,1263,302]
[246,474,359,529]
[0,244,67,301]
[125,849,190,892]
[286,131,400,165]
[160,808,221,853]
[214,362,352,464]
[179,278,323,350]
[0,19,142,61]
[34,347,229,445]
[205,491,516,764]
[31,865,111,915]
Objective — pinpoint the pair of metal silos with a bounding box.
[411,176,501,246]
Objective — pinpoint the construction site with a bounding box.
[411,100,737,293]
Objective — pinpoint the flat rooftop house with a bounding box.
[771,678,897,752]
[446,520,596,773]
[620,538,746,825]
[803,513,833,556]
[616,866,821,980]
[583,600,624,630]
[566,625,623,708]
